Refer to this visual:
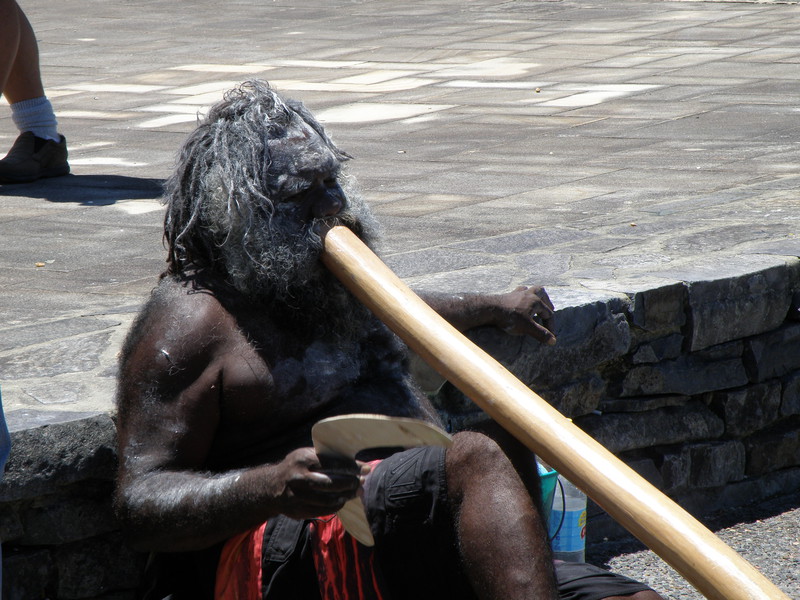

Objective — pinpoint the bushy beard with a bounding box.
[218,186,383,341]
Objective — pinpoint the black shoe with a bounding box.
[0,131,70,184]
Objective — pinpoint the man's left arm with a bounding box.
[418,285,556,345]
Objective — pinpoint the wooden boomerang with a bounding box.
[312,414,452,546]
[320,225,789,600]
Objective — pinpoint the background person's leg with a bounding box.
[0,0,45,104]
[0,0,68,183]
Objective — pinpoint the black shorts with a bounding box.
[555,560,655,600]
[143,446,657,600]
[264,446,657,600]
[363,445,476,599]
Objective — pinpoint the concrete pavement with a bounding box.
[3,0,799,418]
[1,1,799,598]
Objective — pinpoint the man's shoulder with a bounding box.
[148,273,229,318]
[130,274,236,346]
[121,274,241,374]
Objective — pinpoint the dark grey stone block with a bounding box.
[744,322,800,383]
[685,263,792,351]
[0,415,117,502]
[0,502,23,541]
[17,484,117,546]
[577,403,724,453]
[465,326,527,368]
[54,533,143,599]
[628,282,687,334]
[599,394,688,414]
[745,426,800,477]
[709,466,800,514]
[669,466,800,519]
[789,290,800,322]
[620,354,748,397]
[538,374,605,418]
[707,382,782,438]
[623,457,663,490]
[782,371,800,418]
[693,340,744,362]
[2,549,56,600]
[689,441,746,488]
[659,447,691,492]
[631,334,684,365]
[511,295,631,389]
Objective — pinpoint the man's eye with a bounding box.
[282,188,310,203]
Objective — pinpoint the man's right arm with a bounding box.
[419,286,557,345]
[114,291,361,552]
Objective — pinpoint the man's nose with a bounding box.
[310,186,344,218]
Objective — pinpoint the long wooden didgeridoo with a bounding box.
[321,225,788,600]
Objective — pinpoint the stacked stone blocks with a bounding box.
[442,257,800,536]
[2,258,799,598]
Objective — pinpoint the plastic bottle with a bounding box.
[548,474,587,562]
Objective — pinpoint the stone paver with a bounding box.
[1,1,798,598]
[2,0,798,415]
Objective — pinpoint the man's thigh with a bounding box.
[364,446,478,600]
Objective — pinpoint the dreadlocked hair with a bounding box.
[161,80,349,276]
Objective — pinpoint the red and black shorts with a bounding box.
[217,446,475,600]
[155,445,656,600]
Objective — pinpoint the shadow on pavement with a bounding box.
[0,174,164,205]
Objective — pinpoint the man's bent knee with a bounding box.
[445,431,518,497]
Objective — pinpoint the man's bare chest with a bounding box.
[207,325,428,466]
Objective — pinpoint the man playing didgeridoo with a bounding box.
[115,80,662,600]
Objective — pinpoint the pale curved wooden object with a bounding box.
[312,414,452,546]
[321,225,789,600]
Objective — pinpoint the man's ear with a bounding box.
[286,99,353,162]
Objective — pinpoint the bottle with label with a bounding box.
[548,474,587,562]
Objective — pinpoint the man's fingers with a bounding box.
[513,285,557,343]
[528,320,557,346]
[281,449,362,516]
[535,309,556,338]
[317,453,361,473]
[302,469,360,492]
[531,286,555,312]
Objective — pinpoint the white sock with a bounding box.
[11,96,60,142]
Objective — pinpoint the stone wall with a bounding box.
[2,258,799,599]
[0,413,144,600]
[434,256,800,539]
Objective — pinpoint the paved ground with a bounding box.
[590,493,800,599]
[1,0,798,597]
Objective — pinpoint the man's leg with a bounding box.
[446,431,558,600]
[468,419,547,518]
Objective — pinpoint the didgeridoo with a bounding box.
[321,225,789,600]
